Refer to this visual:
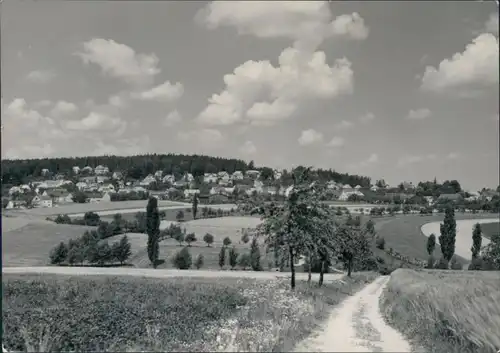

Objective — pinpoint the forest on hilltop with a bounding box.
[1,153,371,187]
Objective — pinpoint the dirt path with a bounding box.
[2,266,344,283]
[295,276,411,352]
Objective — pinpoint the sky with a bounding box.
[1,1,499,191]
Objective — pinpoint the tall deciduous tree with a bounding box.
[336,220,372,277]
[471,223,482,259]
[146,197,160,268]
[192,194,199,220]
[439,207,457,266]
[427,233,436,256]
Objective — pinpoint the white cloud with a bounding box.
[196,2,363,127]
[76,38,161,86]
[177,128,225,148]
[164,110,182,126]
[298,129,324,146]
[131,81,184,102]
[406,108,432,120]
[397,154,437,167]
[50,101,78,117]
[333,120,355,130]
[108,95,126,108]
[359,112,375,123]
[26,70,56,83]
[64,112,125,132]
[485,12,498,35]
[326,136,345,148]
[3,98,54,126]
[420,33,499,94]
[239,140,257,155]
[199,2,369,45]
[34,100,52,108]
[447,152,460,160]
[347,153,379,170]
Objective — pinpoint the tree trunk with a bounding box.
[319,260,325,287]
[307,252,312,284]
[289,245,296,290]
[347,258,353,277]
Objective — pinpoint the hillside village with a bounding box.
[3,161,500,213]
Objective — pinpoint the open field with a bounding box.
[421,218,496,261]
[2,222,95,267]
[381,269,500,353]
[374,213,495,263]
[4,200,190,218]
[2,271,377,352]
[480,221,499,240]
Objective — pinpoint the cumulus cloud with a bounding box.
[50,101,78,117]
[164,110,182,126]
[359,112,375,123]
[108,95,126,108]
[347,153,379,170]
[196,1,364,127]
[298,129,324,146]
[131,81,184,102]
[326,136,345,148]
[239,140,257,155]
[34,100,52,108]
[333,120,355,130]
[406,108,432,120]
[26,70,56,83]
[397,154,437,167]
[75,38,161,86]
[64,112,125,132]
[420,33,499,94]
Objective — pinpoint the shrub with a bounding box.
[49,242,68,265]
[174,231,185,246]
[203,233,214,247]
[435,257,449,269]
[194,254,204,269]
[468,257,483,270]
[241,232,250,244]
[250,237,262,271]
[67,246,83,265]
[54,214,72,224]
[185,233,197,247]
[237,253,251,270]
[229,247,238,269]
[450,256,463,270]
[172,247,192,269]
[375,236,386,250]
[83,211,100,226]
[111,235,132,264]
[176,210,185,222]
[223,236,232,247]
[96,242,113,266]
[426,255,436,269]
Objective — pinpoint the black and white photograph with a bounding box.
[1,1,499,352]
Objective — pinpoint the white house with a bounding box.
[204,173,218,184]
[32,195,53,208]
[98,183,115,193]
[95,165,109,175]
[154,170,164,178]
[342,184,353,190]
[338,190,364,201]
[41,168,50,176]
[184,189,200,198]
[140,175,156,186]
[101,192,115,202]
[273,170,282,181]
[370,185,379,192]
[82,166,94,174]
[284,185,294,198]
[96,176,110,184]
[354,185,362,190]
[6,200,27,209]
[326,181,340,190]
[76,182,87,190]
[232,171,244,180]
[72,166,80,174]
[8,186,22,195]
[246,170,260,179]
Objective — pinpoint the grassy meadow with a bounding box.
[380,269,500,353]
[2,272,378,352]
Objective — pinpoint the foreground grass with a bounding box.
[380,269,500,353]
[481,221,499,240]
[3,272,378,352]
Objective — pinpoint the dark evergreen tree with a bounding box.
[146,197,160,268]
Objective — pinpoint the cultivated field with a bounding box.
[2,272,378,352]
[374,213,495,263]
[381,269,500,353]
[421,218,496,260]
[2,222,95,267]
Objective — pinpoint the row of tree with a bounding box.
[425,208,500,270]
[49,232,132,266]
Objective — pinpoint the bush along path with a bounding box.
[294,276,412,353]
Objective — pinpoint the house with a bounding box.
[210,186,226,195]
[263,186,277,195]
[354,185,362,190]
[342,184,353,190]
[184,189,200,199]
[254,180,264,193]
[203,173,218,184]
[235,184,252,193]
[98,183,115,193]
[174,180,187,188]
[76,182,87,190]
[140,174,156,186]
[370,185,379,192]
[326,181,340,190]
[437,193,463,203]
[338,190,364,201]
[101,192,115,202]
[402,181,416,190]
[149,191,167,200]
[112,171,123,180]
[246,170,260,179]
[424,196,435,205]
[184,173,194,182]
[96,176,110,184]
[8,186,22,195]
[41,168,50,176]
[154,170,163,179]
[94,165,109,175]
[32,195,53,208]
[82,166,94,174]
[218,176,232,186]
[232,171,244,180]
[162,174,175,184]
[72,166,80,174]
[274,170,282,181]
[79,176,97,184]
[86,192,104,203]
[38,180,63,189]
[6,200,27,209]
[132,186,148,193]
[246,188,257,196]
